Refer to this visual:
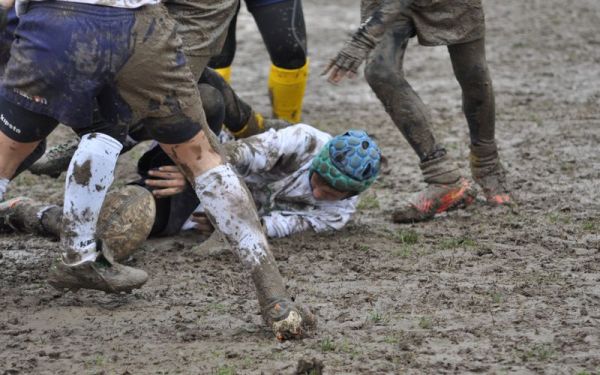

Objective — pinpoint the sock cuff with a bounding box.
[80,133,123,155]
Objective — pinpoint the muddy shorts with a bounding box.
[0,7,17,76]
[0,1,202,139]
[244,0,289,11]
[361,0,485,46]
[166,0,239,78]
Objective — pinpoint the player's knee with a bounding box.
[364,57,405,89]
[144,111,202,145]
[457,63,491,89]
[271,48,307,70]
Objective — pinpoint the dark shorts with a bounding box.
[0,7,17,76]
[0,2,202,132]
[245,0,288,11]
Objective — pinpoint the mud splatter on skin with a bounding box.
[72,159,92,186]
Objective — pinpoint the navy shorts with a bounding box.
[0,7,17,75]
[245,0,289,11]
[0,2,204,142]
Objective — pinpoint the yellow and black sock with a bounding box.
[267,60,309,123]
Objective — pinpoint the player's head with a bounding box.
[310,130,381,201]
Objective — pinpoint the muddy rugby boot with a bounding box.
[0,197,58,234]
[392,153,477,223]
[263,297,317,341]
[0,197,28,233]
[29,139,79,178]
[48,242,148,293]
[470,141,512,205]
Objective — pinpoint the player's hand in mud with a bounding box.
[190,212,215,236]
[145,165,187,198]
[322,26,377,84]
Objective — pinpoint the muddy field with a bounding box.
[1,0,600,373]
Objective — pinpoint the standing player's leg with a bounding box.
[0,100,56,200]
[362,17,476,223]
[207,2,240,83]
[248,0,308,123]
[114,7,314,339]
[448,38,511,205]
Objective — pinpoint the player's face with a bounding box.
[310,173,352,201]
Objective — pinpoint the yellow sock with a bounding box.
[231,111,265,139]
[214,66,232,83]
[267,60,309,123]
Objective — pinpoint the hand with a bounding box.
[321,26,377,84]
[145,165,187,198]
[190,212,214,236]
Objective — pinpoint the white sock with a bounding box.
[0,177,8,201]
[61,133,122,265]
[194,164,268,269]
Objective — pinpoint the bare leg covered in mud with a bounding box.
[156,113,316,340]
[362,20,476,223]
[448,38,511,204]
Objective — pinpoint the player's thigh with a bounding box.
[0,3,112,128]
[115,6,203,123]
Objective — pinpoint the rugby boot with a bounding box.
[392,153,477,223]
[470,141,512,205]
[28,138,79,178]
[263,297,317,341]
[48,242,148,293]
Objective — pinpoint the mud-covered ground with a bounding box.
[2,1,599,373]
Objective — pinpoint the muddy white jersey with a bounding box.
[183,124,359,238]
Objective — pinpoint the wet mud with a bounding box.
[2,0,600,373]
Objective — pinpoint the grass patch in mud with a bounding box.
[546,212,572,225]
[581,218,599,232]
[216,365,237,375]
[357,193,380,210]
[318,338,362,358]
[367,309,391,325]
[383,229,420,258]
[517,343,555,362]
[384,228,419,245]
[437,236,477,250]
[417,316,433,330]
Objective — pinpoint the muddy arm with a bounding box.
[324,0,414,82]
[263,201,357,238]
[223,125,323,177]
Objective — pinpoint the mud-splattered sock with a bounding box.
[61,133,122,265]
[193,164,289,308]
[193,164,269,268]
[0,177,8,200]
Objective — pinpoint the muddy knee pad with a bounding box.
[198,84,224,136]
[143,106,205,144]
